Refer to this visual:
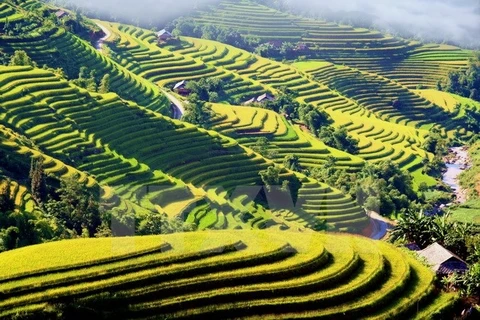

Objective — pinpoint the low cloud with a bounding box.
[284,0,480,48]
[47,0,220,26]
[47,0,480,48]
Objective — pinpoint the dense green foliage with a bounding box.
[185,77,224,102]
[312,159,417,216]
[181,94,215,127]
[445,53,480,101]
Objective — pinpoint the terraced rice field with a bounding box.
[0,4,169,113]
[100,24,450,185]
[0,230,457,319]
[191,0,473,89]
[209,104,365,171]
[0,65,367,232]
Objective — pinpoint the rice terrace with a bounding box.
[0,0,479,318]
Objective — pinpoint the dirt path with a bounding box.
[94,22,112,52]
[162,90,185,119]
[367,210,395,240]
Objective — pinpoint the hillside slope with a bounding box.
[189,0,473,89]
[0,65,367,232]
[0,230,457,319]
[100,24,465,185]
[0,0,170,114]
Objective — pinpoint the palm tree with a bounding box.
[389,210,436,248]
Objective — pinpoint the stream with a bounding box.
[442,146,469,203]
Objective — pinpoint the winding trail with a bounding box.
[94,22,112,52]
[367,210,395,240]
[161,90,185,119]
[93,22,185,119]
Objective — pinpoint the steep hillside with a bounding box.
[100,24,465,185]
[0,65,367,232]
[0,0,170,113]
[0,230,457,319]
[187,0,473,89]
[208,104,365,171]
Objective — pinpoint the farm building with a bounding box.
[256,93,275,103]
[173,80,190,95]
[156,29,173,43]
[55,10,69,19]
[243,93,275,105]
[417,242,468,276]
[295,43,309,51]
[268,40,283,49]
[243,97,256,105]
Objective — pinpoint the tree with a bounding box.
[29,158,47,204]
[45,178,101,237]
[283,154,301,172]
[185,78,224,102]
[9,50,36,67]
[99,74,110,93]
[0,180,14,213]
[0,226,19,251]
[459,263,480,297]
[364,196,381,212]
[252,137,273,157]
[297,104,332,133]
[445,54,480,101]
[318,126,359,154]
[181,94,213,128]
[470,88,479,100]
[389,210,436,248]
[418,182,429,192]
[78,66,88,80]
[259,165,282,192]
[137,213,196,235]
[3,17,10,33]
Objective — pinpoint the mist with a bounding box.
[47,0,480,48]
[284,0,480,49]
[46,0,221,27]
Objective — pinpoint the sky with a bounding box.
[48,0,480,48]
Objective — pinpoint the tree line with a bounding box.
[0,156,195,253]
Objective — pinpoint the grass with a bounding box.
[291,61,332,72]
[450,199,480,224]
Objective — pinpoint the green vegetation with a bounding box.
[390,211,480,298]
[444,53,480,101]
[452,139,480,223]
[0,230,457,319]
[1,0,480,315]
[311,159,417,217]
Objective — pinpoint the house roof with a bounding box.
[156,29,173,37]
[418,242,467,274]
[55,10,68,18]
[256,93,274,102]
[404,243,421,251]
[268,40,283,48]
[243,98,256,105]
[173,80,187,90]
